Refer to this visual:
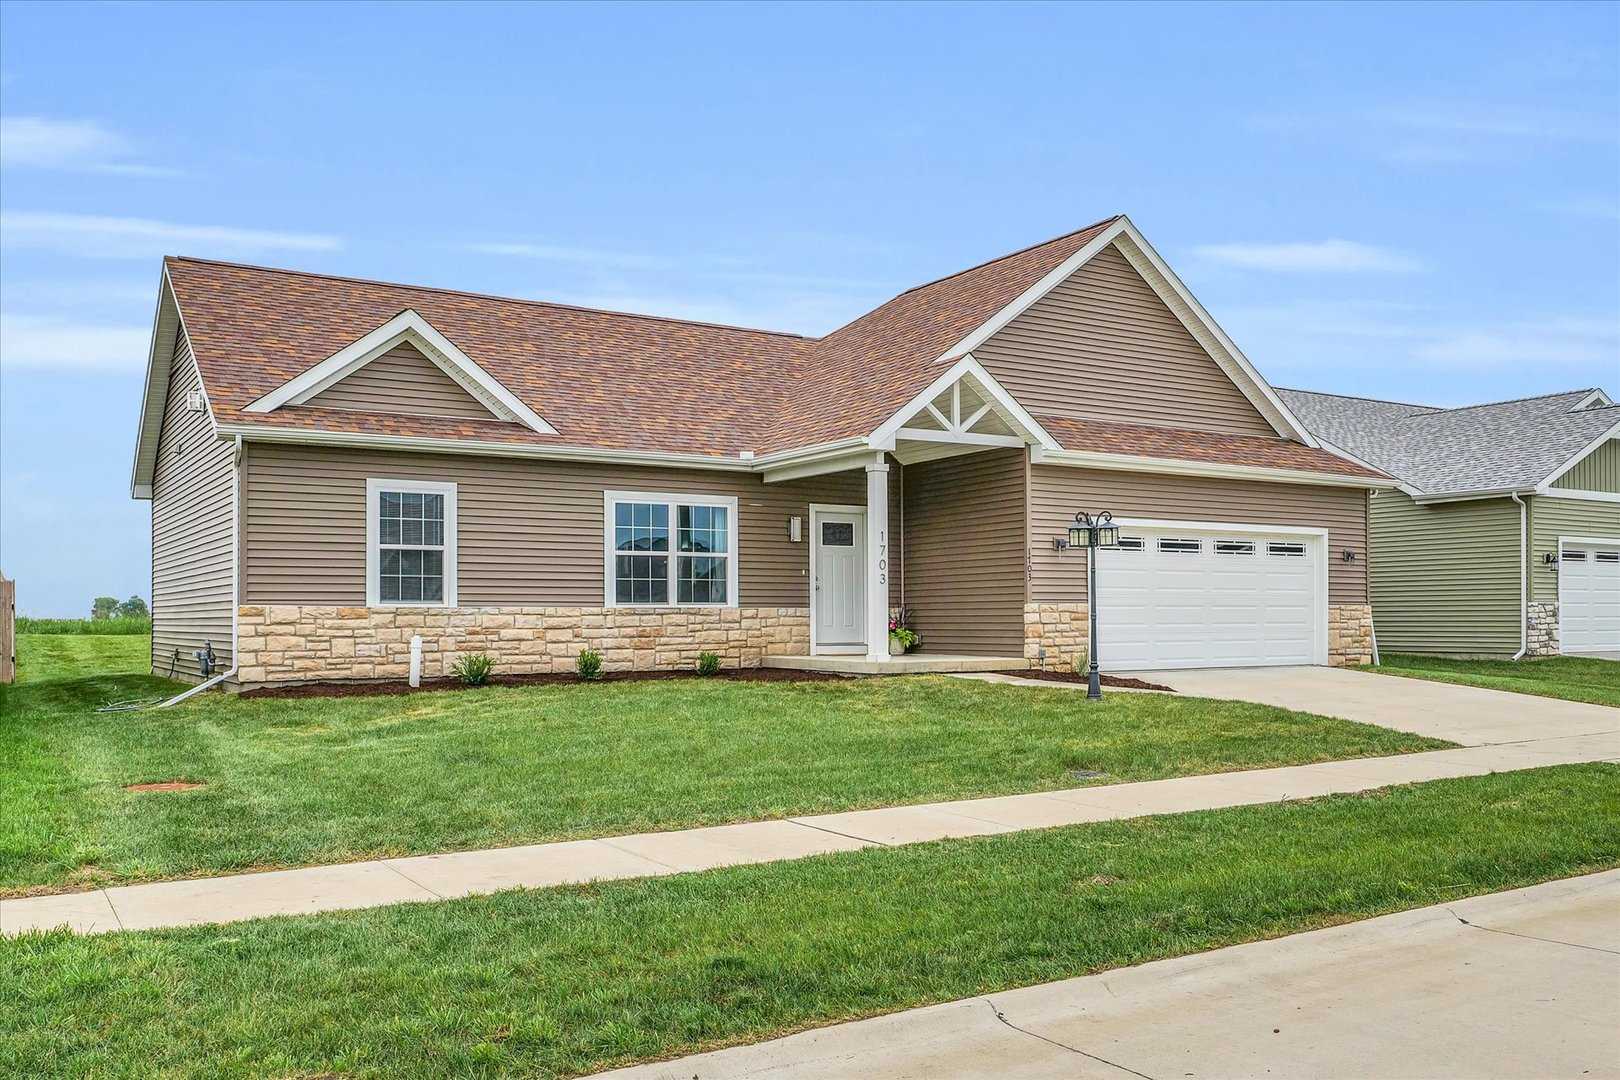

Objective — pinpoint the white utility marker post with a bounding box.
[865,456,891,663]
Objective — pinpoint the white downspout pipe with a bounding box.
[1510,492,1528,661]
[158,435,242,706]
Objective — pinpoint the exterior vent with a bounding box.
[185,390,205,412]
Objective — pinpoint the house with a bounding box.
[131,215,1393,688]
[1279,387,1620,658]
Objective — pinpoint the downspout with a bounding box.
[158,434,242,705]
[1509,492,1528,661]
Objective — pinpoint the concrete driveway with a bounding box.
[597,870,1620,1080]
[1119,665,1619,746]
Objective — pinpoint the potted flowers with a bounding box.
[888,612,919,655]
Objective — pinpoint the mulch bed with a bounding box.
[239,667,852,699]
[996,670,1177,692]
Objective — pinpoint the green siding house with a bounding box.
[1279,388,1620,658]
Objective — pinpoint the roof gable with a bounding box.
[245,308,553,432]
[975,243,1278,436]
[304,340,500,420]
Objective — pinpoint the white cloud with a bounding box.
[0,116,173,175]
[0,211,339,259]
[1193,240,1424,274]
[0,313,149,370]
[1414,318,1620,369]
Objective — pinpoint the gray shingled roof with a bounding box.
[1277,387,1618,497]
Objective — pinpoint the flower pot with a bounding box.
[889,633,906,656]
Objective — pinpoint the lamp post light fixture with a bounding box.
[1070,510,1120,700]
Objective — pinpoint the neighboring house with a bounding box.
[131,215,1392,687]
[1279,387,1620,658]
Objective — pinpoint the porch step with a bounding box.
[761,654,1027,675]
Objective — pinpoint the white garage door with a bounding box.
[1559,539,1620,654]
[1096,526,1322,670]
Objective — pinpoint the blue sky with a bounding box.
[1,1,1616,616]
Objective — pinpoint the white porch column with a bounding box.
[865,458,891,662]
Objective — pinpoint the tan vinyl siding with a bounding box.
[150,333,235,678]
[305,342,500,419]
[243,444,862,606]
[1027,465,1369,604]
[1368,491,1521,656]
[1529,494,1620,602]
[1551,438,1620,493]
[975,244,1278,437]
[900,449,1026,656]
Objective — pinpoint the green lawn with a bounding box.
[1369,653,1620,708]
[6,764,1616,1080]
[1,634,1450,895]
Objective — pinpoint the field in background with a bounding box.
[17,616,154,636]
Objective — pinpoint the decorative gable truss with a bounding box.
[244,309,555,434]
[871,355,1058,464]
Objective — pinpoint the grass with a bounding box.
[1369,653,1620,708]
[1,634,1450,895]
[5,764,1616,1079]
[15,615,153,635]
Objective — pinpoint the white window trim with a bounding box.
[366,478,458,607]
[603,490,740,608]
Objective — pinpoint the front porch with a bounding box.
[762,653,1024,675]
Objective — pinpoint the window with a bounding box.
[1597,551,1620,564]
[1267,541,1307,557]
[822,521,855,546]
[1115,536,1145,551]
[606,491,737,607]
[1214,539,1256,555]
[1562,549,1588,563]
[367,479,456,606]
[1158,538,1202,554]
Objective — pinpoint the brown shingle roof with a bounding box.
[1038,416,1388,479]
[164,217,1373,484]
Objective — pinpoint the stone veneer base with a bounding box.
[1527,601,1559,658]
[236,605,810,685]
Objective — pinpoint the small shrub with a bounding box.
[452,651,496,686]
[576,649,604,681]
[696,651,722,676]
[1071,652,1090,676]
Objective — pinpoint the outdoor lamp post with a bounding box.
[1069,510,1121,700]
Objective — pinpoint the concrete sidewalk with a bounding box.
[6,729,1614,937]
[597,869,1620,1080]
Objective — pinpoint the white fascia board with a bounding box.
[761,447,886,484]
[243,309,556,435]
[1030,446,1400,490]
[866,354,1059,451]
[129,266,184,499]
[217,424,759,472]
[1409,487,1536,505]
[1532,487,1620,504]
[1536,424,1620,489]
[1571,389,1613,410]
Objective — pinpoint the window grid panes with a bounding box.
[379,490,446,603]
[1214,539,1256,555]
[1158,538,1202,554]
[1267,542,1307,557]
[613,498,730,605]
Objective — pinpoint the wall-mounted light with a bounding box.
[1052,536,1070,552]
[788,516,804,543]
[1342,549,1356,563]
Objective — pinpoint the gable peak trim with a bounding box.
[867,354,1059,452]
[243,308,556,434]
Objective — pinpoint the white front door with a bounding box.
[1559,539,1620,654]
[1096,526,1324,670]
[812,508,866,652]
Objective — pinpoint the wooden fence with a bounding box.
[0,576,14,684]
